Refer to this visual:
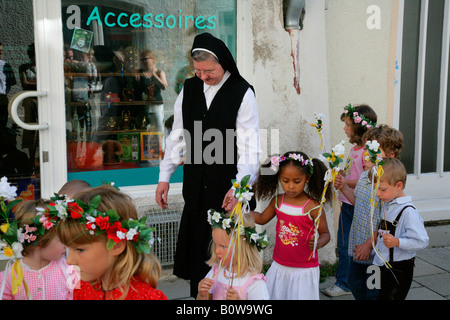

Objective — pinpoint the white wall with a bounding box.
[325,0,393,148]
[248,0,336,264]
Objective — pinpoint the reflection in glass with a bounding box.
[0,1,41,200]
[62,1,236,187]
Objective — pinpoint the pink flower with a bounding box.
[24,234,37,243]
[270,156,280,166]
[39,215,54,230]
[354,116,362,123]
[25,225,37,233]
[43,220,54,230]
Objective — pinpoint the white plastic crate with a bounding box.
[140,203,183,267]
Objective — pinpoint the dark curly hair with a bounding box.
[253,151,332,203]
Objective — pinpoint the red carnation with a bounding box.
[106,222,127,243]
[67,202,84,219]
[95,216,110,230]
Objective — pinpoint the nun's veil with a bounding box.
[191,32,242,80]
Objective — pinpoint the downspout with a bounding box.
[284,0,305,94]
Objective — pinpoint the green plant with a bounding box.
[319,262,338,283]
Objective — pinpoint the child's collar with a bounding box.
[388,195,412,205]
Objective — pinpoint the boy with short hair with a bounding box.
[334,125,404,300]
[372,158,429,300]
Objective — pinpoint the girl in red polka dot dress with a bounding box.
[57,185,167,300]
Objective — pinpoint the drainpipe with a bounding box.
[284,0,305,94]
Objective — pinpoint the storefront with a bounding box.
[1,0,237,200]
[2,0,449,268]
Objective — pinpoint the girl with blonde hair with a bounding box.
[197,209,269,300]
[57,185,167,300]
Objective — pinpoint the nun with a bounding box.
[155,32,261,298]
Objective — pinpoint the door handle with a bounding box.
[9,90,49,130]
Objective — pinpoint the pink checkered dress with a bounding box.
[0,258,73,300]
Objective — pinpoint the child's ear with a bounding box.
[110,240,126,256]
[386,152,396,158]
[395,181,404,190]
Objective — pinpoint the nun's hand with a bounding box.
[155,182,169,209]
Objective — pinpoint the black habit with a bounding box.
[172,33,256,298]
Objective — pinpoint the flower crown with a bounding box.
[343,104,376,129]
[43,194,156,254]
[270,153,314,176]
[207,209,269,252]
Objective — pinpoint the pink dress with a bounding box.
[0,259,73,300]
[266,195,321,300]
[206,264,269,300]
[273,195,319,268]
[339,145,365,204]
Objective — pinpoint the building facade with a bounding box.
[1,0,449,265]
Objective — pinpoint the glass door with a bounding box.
[1,1,40,200]
[4,0,67,200]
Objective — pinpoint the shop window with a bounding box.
[61,1,236,187]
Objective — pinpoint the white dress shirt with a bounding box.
[373,196,429,266]
[159,71,261,186]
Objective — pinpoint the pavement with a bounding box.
[158,224,450,300]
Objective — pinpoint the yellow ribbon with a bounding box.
[309,168,339,260]
[206,201,244,300]
[11,260,30,298]
[229,201,243,277]
[318,133,324,151]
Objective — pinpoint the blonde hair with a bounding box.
[379,158,407,188]
[140,49,155,59]
[14,199,53,256]
[207,213,262,277]
[57,185,161,300]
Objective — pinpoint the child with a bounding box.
[323,104,377,297]
[197,212,269,300]
[373,158,429,300]
[58,179,92,198]
[57,185,167,300]
[335,124,404,299]
[251,151,332,300]
[0,199,73,300]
